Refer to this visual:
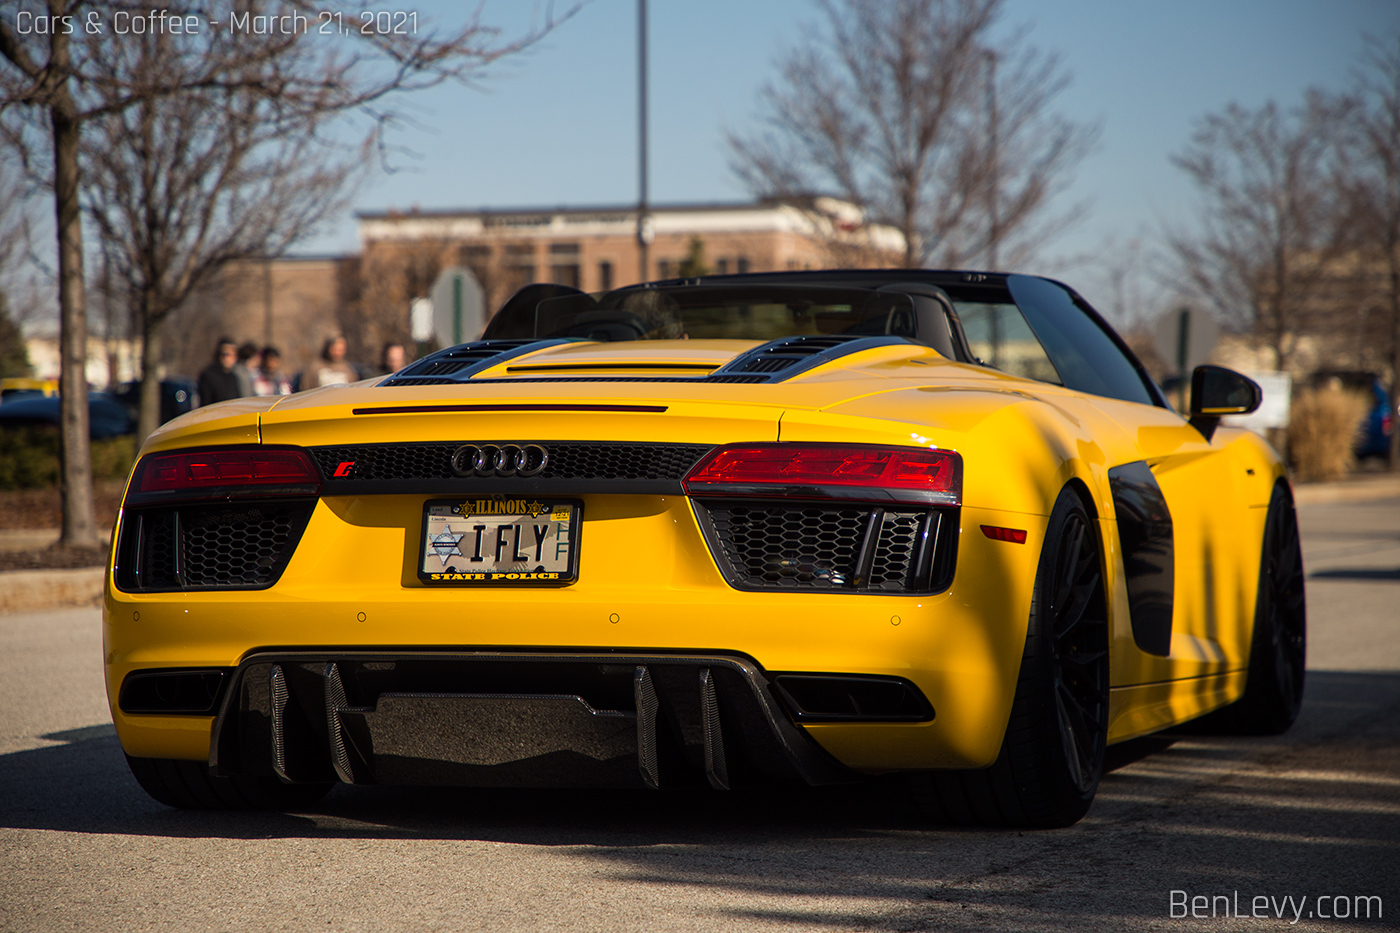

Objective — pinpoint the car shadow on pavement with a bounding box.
[1310,568,1400,581]
[2,672,1397,856]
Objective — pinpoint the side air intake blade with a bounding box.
[635,666,661,790]
[269,665,290,783]
[323,662,356,784]
[700,668,730,791]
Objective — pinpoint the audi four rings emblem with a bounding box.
[450,444,549,477]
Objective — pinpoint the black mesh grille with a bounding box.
[707,503,867,588]
[115,500,315,592]
[380,339,549,387]
[311,443,711,483]
[869,511,921,591]
[141,511,179,588]
[695,501,954,594]
[724,336,853,374]
[413,360,471,377]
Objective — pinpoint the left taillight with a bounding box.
[127,446,321,503]
[683,443,961,506]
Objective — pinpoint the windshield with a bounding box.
[490,284,918,342]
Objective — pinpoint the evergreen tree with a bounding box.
[677,237,712,278]
[0,292,32,379]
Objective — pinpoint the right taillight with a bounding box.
[683,443,961,506]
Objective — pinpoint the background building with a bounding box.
[17,198,905,386]
[161,198,904,383]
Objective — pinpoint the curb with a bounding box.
[0,568,105,614]
[1293,475,1400,505]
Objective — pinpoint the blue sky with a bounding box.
[311,0,1400,313]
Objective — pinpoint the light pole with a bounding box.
[984,48,999,271]
[636,0,651,282]
[263,256,274,347]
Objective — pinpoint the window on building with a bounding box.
[505,264,536,292]
[502,244,536,291]
[657,259,673,279]
[550,264,581,288]
[460,244,492,279]
[549,242,581,256]
[736,257,751,274]
[715,258,729,275]
[598,261,613,291]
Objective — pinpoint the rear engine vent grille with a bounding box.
[707,334,908,382]
[311,442,712,483]
[378,335,912,386]
[115,499,315,592]
[694,500,956,595]
[380,339,574,386]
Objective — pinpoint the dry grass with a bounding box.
[1288,387,1368,482]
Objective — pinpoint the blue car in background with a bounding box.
[1311,371,1394,460]
[0,391,135,438]
[0,377,197,439]
[1358,377,1394,460]
[114,377,198,427]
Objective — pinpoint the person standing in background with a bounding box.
[233,342,258,397]
[197,338,243,406]
[252,346,293,396]
[378,342,408,376]
[316,335,359,387]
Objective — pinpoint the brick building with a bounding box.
[181,198,903,382]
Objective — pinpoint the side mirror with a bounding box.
[1189,365,1262,441]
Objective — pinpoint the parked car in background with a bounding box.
[0,377,59,404]
[0,377,197,439]
[115,377,199,427]
[0,391,135,438]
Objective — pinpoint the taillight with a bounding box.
[128,447,321,502]
[683,444,961,506]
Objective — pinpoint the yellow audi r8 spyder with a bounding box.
[103,270,1305,827]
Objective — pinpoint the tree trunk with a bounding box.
[137,305,163,444]
[50,41,99,550]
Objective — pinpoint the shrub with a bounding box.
[1287,387,1368,482]
[0,426,136,490]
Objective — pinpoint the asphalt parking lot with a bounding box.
[1,495,1396,932]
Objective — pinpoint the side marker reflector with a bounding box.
[981,525,1027,544]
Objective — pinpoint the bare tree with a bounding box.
[1167,95,1351,371]
[727,0,1096,269]
[1339,32,1400,469]
[0,0,569,548]
[0,174,32,375]
[341,232,458,365]
[81,30,364,440]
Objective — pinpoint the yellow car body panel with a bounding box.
[103,274,1292,800]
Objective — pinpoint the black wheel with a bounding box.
[1196,482,1306,734]
[125,755,333,811]
[908,486,1110,827]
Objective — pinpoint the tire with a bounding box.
[1195,482,1306,734]
[908,486,1110,828]
[125,755,334,811]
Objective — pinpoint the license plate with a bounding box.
[418,497,580,585]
